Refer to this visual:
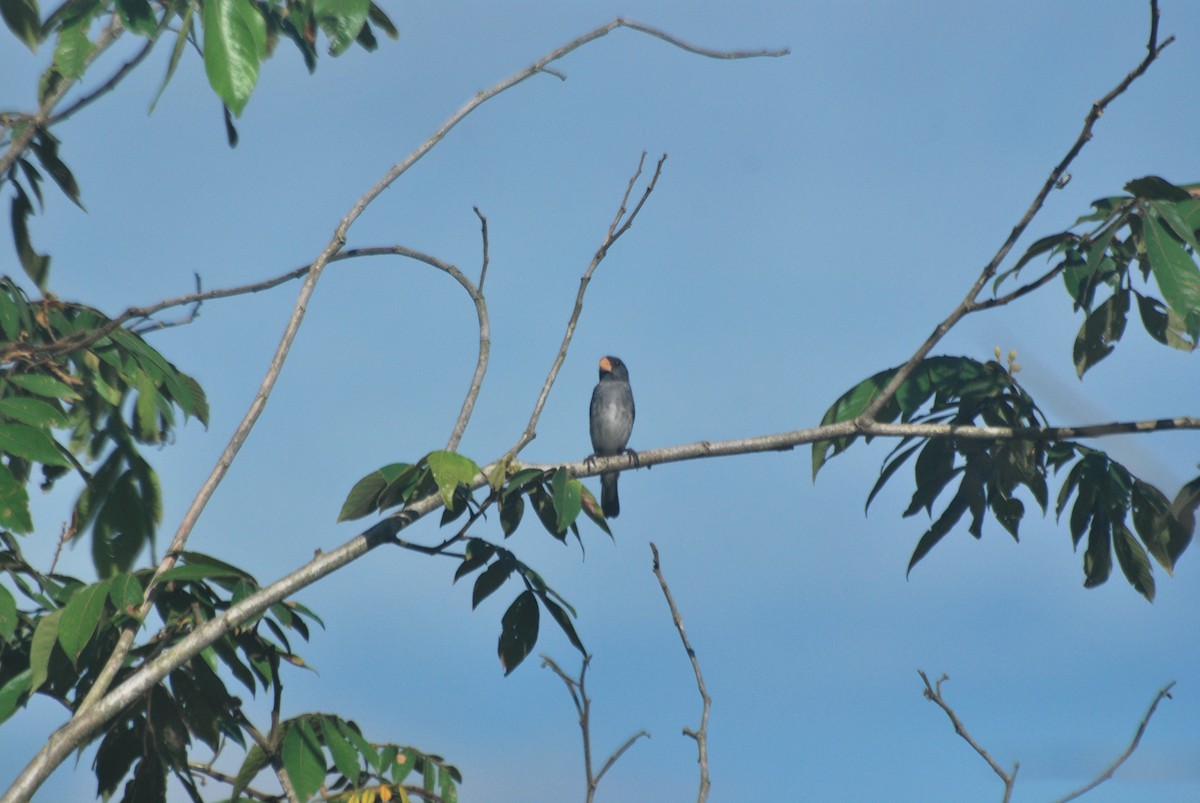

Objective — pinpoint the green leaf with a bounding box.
[29,608,62,693]
[7,373,81,400]
[1083,511,1112,588]
[0,397,67,429]
[0,0,41,51]
[1125,175,1193,202]
[472,558,512,609]
[282,719,326,801]
[321,715,360,780]
[578,484,612,538]
[539,593,584,655]
[0,668,32,724]
[1072,290,1129,377]
[106,572,144,616]
[202,0,267,116]
[550,469,582,534]
[1150,199,1200,254]
[454,539,495,582]
[499,492,524,536]
[497,589,538,675]
[1134,290,1195,351]
[57,579,110,663]
[10,187,51,289]
[367,2,398,38]
[0,583,16,642]
[30,130,82,209]
[866,440,920,513]
[993,231,1077,290]
[0,463,33,533]
[425,451,480,509]
[1113,522,1155,601]
[0,422,70,466]
[231,743,271,802]
[1144,216,1200,340]
[313,0,368,55]
[51,17,95,80]
[813,368,898,478]
[149,5,194,112]
[115,0,156,35]
[338,462,411,521]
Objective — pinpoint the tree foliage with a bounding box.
[0,0,1197,801]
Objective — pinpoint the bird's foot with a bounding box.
[625,447,640,468]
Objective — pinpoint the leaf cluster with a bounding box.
[813,177,1200,601]
[0,280,207,574]
[996,176,1200,374]
[341,456,611,674]
[3,0,400,289]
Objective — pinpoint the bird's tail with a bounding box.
[600,472,620,518]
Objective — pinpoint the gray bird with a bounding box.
[589,355,635,517]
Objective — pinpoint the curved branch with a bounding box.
[859,0,1173,424]
[339,246,490,452]
[1054,681,1176,803]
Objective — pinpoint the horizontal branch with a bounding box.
[523,415,1200,480]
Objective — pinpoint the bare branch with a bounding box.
[859,0,1173,424]
[919,671,1017,802]
[1054,681,1176,803]
[510,152,667,459]
[337,246,490,453]
[651,544,711,802]
[475,206,491,291]
[542,654,649,803]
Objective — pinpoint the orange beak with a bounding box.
[598,356,613,373]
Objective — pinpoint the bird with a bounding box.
[589,355,635,518]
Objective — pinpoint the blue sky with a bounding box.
[3,1,1200,800]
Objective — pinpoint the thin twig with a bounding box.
[918,671,1017,803]
[858,0,1173,426]
[1054,681,1176,803]
[509,152,666,460]
[651,543,711,802]
[542,654,649,803]
[475,206,491,291]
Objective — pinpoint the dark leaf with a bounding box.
[1073,290,1129,377]
[499,492,524,537]
[337,462,411,521]
[1083,511,1112,588]
[812,367,897,478]
[1112,522,1155,602]
[1125,175,1193,202]
[57,579,110,663]
[497,590,538,675]
[539,593,584,655]
[1144,216,1200,341]
[1,0,41,50]
[454,539,494,582]
[471,558,512,609]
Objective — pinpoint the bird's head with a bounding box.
[598,355,629,382]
